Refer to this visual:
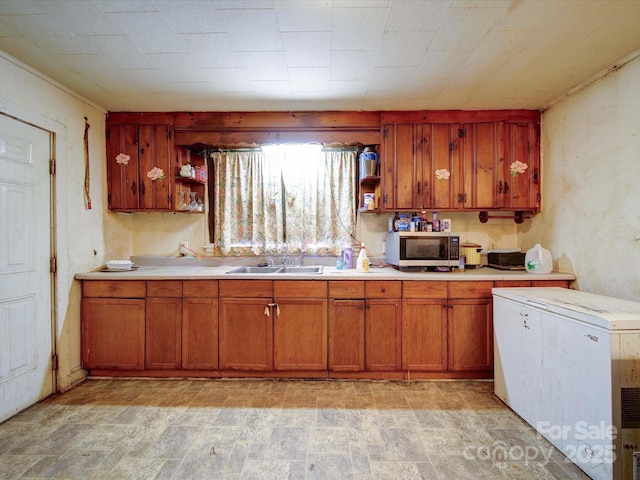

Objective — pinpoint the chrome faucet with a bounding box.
[298,254,305,267]
[281,255,290,266]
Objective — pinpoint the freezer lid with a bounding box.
[492,287,640,330]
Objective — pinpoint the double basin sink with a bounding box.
[226,265,323,275]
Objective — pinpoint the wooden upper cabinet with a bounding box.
[381,123,461,211]
[381,123,414,211]
[106,123,174,211]
[467,121,504,209]
[380,112,540,212]
[502,121,540,211]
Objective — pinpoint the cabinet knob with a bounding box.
[380,287,386,293]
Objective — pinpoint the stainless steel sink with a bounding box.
[226,265,323,274]
[278,266,323,274]
[226,266,282,274]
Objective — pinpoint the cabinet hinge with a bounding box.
[166,128,172,140]
[49,159,56,175]
[458,128,466,138]
[168,193,172,206]
[50,256,57,273]
[105,128,110,140]
[383,128,388,139]
[52,354,58,371]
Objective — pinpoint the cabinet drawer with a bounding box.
[365,281,401,298]
[183,280,219,297]
[83,280,146,298]
[494,280,531,288]
[402,281,447,299]
[147,281,182,297]
[329,281,364,299]
[219,280,272,298]
[274,280,327,298]
[448,281,493,299]
[531,280,569,288]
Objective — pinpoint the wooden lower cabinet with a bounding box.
[366,300,401,371]
[448,298,493,371]
[402,299,448,371]
[219,297,273,371]
[80,277,570,378]
[447,281,493,373]
[219,279,273,371]
[365,281,402,371]
[145,280,182,370]
[328,281,365,372]
[182,280,219,370]
[182,298,218,369]
[329,299,365,371]
[82,280,146,370]
[274,280,327,371]
[145,297,182,369]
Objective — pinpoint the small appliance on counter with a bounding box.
[487,250,526,270]
[460,243,482,268]
[385,231,460,270]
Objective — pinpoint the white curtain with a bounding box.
[212,145,356,255]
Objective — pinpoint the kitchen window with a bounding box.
[208,144,357,256]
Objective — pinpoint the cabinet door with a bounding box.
[502,122,540,210]
[401,299,447,371]
[219,298,273,371]
[470,122,505,209]
[414,123,464,210]
[328,300,365,371]
[106,124,173,211]
[137,125,173,210]
[447,298,493,371]
[106,124,139,210]
[183,298,219,370]
[145,297,182,369]
[82,298,145,370]
[366,299,401,371]
[381,124,416,210]
[274,298,328,371]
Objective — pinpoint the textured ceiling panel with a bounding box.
[0,0,638,111]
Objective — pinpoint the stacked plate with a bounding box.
[105,260,134,271]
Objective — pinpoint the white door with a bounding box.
[0,113,53,423]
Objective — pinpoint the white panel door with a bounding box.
[0,114,53,423]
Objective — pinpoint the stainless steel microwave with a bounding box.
[385,232,460,267]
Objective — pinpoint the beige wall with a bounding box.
[0,52,130,391]
[521,54,640,301]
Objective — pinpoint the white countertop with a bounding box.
[75,264,575,282]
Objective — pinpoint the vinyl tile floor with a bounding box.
[0,378,593,480]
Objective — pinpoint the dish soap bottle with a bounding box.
[525,244,553,274]
[356,244,369,272]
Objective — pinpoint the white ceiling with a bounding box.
[1,0,639,112]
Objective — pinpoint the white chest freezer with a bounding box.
[493,287,640,480]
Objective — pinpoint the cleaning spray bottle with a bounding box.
[356,244,370,272]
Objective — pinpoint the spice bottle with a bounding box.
[432,211,440,232]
